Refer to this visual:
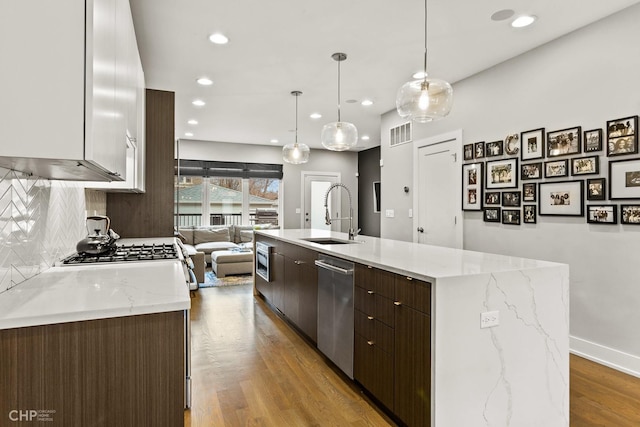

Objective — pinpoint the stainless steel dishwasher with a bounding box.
[315,254,355,379]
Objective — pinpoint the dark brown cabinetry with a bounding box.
[254,236,318,343]
[354,263,432,427]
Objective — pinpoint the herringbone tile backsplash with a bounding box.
[0,167,87,292]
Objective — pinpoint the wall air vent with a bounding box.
[390,122,412,147]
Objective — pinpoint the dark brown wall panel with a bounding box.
[107,89,175,238]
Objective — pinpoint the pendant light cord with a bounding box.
[423,0,428,81]
[337,59,342,122]
[295,92,298,144]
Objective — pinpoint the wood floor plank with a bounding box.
[185,284,640,427]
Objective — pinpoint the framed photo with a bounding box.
[571,156,599,176]
[521,128,545,161]
[484,207,501,223]
[584,129,603,152]
[501,191,521,207]
[586,205,617,225]
[607,115,638,157]
[486,158,518,189]
[523,183,537,202]
[521,162,542,180]
[502,209,521,225]
[523,205,537,223]
[621,205,640,224]
[484,191,501,206]
[586,177,606,201]
[486,140,504,157]
[547,126,581,158]
[609,158,640,199]
[463,143,474,161]
[462,162,483,211]
[539,180,584,216]
[544,159,569,178]
[474,141,485,159]
[504,133,520,155]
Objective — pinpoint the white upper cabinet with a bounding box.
[0,0,145,182]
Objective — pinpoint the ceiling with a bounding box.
[130,0,639,152]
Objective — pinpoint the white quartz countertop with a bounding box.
[256,229,564,282]
[0,237,191,330]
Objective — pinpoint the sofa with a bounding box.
[177,224,278,279]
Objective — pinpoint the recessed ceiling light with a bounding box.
[196,77,213,86]
[361,99,374,106]
[491,9,515,21]
[310,113,322,119]
[412,71,428,79]
[187,119,198,125]
[192,99,205,107]
[511,15,536,28]
[361,135,370,141]
[209,33,229,44]
[270,139,279,144]
[185,132,194,137]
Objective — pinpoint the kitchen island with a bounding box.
[0,238,190,426]
[255,229,569,427]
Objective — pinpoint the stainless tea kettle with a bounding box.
[76,216,119,255]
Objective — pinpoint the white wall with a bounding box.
[178,139,359,232]
[381,5,640,376]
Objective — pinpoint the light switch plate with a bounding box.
[481,311,500,328]
[385,209,395,218]
[295,208,301,214]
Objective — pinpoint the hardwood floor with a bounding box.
[185,284,640,427]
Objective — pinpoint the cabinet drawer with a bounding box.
[280,242,316,265]
[395,275,431,314]
[354,286,376,314]
[354,334,394,410]
[355,264,394,298]
[354,310,393,354]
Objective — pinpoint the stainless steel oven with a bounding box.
[255,242,274,281]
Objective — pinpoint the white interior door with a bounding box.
[302,172,340,230]
[413,130,463,248]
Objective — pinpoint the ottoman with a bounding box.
[211,250,254,278]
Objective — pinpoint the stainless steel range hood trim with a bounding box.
[0,156,124,181]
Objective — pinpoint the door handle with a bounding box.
[417,227,424,233]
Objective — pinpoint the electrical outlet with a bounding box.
[408,208,413,218]
[480,311,500,328]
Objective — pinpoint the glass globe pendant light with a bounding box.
[396,0,453,122]
[321,53,358,151]
[283,90,310,164]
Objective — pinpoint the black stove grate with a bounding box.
[61,243,179,265]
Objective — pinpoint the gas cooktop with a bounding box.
[61,243,179,265]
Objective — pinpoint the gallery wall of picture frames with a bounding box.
[461,114,640,225]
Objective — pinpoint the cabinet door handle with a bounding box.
[367,290,375,295]
[394,301,402,306]
[367,316,374,320]
[367,265,373,269]
[406,276,413,281]
[367,341,375,346]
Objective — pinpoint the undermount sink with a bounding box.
[301,237,362,245]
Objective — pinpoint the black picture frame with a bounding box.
[486,140,504,157]
[521,162,542,180]
[461,162,483,211]
[486,158,518,189]
[571,156,600,176]
[609,158,640,200]
[463,144,474,161]
[587,205,618,225]
[484,207,501,223]
[501,191,521,207]
[621,204,640,224]
[502,209,521,225]
[523,205,537,224]
[474,141,485,159]
[484,191,501,206]
[547,126,582,158]
[539,180,584,216]
[523,183,537,202]
[521,128,545,161]
[544,159,569,178]
[606,115,638,157]
[584,129,603,152]
[586,177,606,201]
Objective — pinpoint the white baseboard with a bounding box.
[570,335,640,378]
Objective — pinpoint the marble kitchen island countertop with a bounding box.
[257,229,571,426]
[0,240,191,330]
